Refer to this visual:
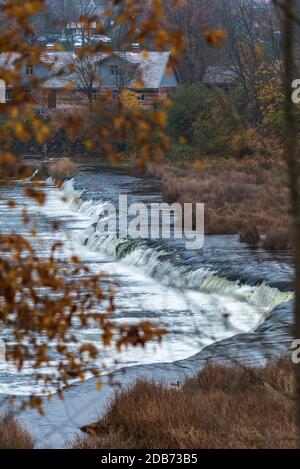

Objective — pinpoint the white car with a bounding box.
[90,35,111,44]
[73,36,84,47]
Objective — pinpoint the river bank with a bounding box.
[146,158,291,250]
[7,297,293,448]
[73,358,296,449]
[31,154,292,251]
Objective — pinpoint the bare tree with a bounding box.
[50,0,77,42]
[260,0,282,63]
[164,0,221,83]
[76,0,104,17]
[75,0,105,44]
[111,53,137,99]
[71,53,102,104]
[219,0,271,122]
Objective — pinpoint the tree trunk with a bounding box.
[282,0,300,446]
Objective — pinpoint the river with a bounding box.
[0,166,295,447]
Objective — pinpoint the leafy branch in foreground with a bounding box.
[0,232,166,411]
[0,0,180,409]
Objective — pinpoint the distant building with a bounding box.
[65,21,98,38]
[202,66,238,89]
[0,51,180,111]
[62,0,122,41]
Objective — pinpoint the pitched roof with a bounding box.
[125,51,171,89]
[0,51,173,90]
[0,53,20,69]
[41,52,79,88]
[202,66,238,86]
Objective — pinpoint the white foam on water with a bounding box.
[45,178,293,316]
[0,178,294,395]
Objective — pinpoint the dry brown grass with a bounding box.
[71,359,297,449]
[49,157,77,179]
[147,160,291,247]
[0,412,35,449]
[239,224,260,244]
[263,228,292,250]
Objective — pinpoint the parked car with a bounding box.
[90,35,112,44]
[58,35,68,43]
[47,35,62,43]
[73,36,83,48]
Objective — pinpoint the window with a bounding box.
[5,88,13,102]
[138,94,145,101]
[110,65,119,77]
[26,64,34,76]
[112,89,119,100]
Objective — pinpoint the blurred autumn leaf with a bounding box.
[203,28,227,47]
[0,0,182,410]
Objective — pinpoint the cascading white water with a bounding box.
[0,175,293,396]
[55,178,293,314]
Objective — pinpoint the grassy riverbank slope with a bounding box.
[71,358,297,449]
[147,157,291,250]
[2,358,295,448]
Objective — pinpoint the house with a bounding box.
[65,21,98,38]
[62,0,122,42]
[202,66,238,90]
[0,50,180,111]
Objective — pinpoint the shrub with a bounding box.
[239,224,260,244]
[167,84,211,144]
[191,88,238,155]
[167,85,242,157]
[231,127,263,157]
[166,144,197,162]
[0,412,35,449]
[263,228,292,250]
[256,61,285,131]
[48,157,77,179]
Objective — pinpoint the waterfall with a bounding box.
[50,178,294,314]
